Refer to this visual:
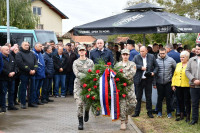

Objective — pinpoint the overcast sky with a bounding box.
[48,0,129,34]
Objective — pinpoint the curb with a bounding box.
[128,116,142,133]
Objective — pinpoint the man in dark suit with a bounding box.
[90,39,114,66]
[132,46,158,118]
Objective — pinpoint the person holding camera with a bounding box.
[155,48,176,118]
[132,46,158,118]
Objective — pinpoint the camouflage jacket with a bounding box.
[115,61,136,82]
[73,58,94,79]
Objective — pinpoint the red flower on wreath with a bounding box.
[123,83,127,87]
[88,69,92,73]
[83,84,87,88]
[94,85,97,89]
[109,96,111,99]
[116,78,120,82]
[120,69,123,73]
[107,62,112,66]
[97,107,100,111]
[122,94,126,98]
[93,78,97,81]
[96,70,100,74]
[86,95,90,98]
[88,88,91,92]
[92,96,95,100]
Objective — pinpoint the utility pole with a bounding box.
[7,0,10,43]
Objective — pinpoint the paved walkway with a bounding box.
[0,96,140,133]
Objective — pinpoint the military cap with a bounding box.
[78,45,86,51]
[121,49,130,54]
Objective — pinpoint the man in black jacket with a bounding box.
[64,43,77,95]
[16,41,38,109]
[53,46,68,97]
[41,45,54,103]
[132,46,158,118]
[0,46,18,112]
[90,39,114,66]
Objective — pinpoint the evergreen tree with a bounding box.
[0,0,38,29]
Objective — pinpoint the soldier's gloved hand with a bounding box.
[77,73,86,79]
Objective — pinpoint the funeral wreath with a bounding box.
[80,61,132,115]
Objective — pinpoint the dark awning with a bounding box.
[73,3,200,36]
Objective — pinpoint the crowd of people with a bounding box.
[0,40,79,111]
[0,38,199,131]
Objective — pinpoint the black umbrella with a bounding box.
[73,3,200,36]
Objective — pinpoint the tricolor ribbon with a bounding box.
[100,68,110,116]
[100,68,120,120]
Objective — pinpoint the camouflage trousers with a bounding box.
[120,84,137,120]
[74,78,90,117]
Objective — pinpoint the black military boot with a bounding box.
[176,112,184,121]
[78,117,84,130]
[185,113,190,123]
[132,112,140,117]
[147,112,154,118]
[84,111,89,122]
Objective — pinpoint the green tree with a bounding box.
[177,33,198,48]
[0,0,38,29]
[108,33,167,46]
[156,0,200,20]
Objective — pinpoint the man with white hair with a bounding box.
[90,39,114,66]
[16,41,38,109]
[0,46,18,112]
[132,46,158,118]
[33,43,46,105]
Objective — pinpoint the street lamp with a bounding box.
[7,0,10,43]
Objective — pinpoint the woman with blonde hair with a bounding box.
[172,51,191,122]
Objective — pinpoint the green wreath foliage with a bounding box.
[80,60,132,115]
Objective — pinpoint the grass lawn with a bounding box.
[132,102,200,133]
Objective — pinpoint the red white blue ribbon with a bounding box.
[110,69,120,120]
[100,68,110,116]
[100,68,120,120]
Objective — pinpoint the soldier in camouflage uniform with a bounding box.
[115,49,137,130]
[73,45,94,130]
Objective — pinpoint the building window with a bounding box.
[33,7,41,15]
[37,24,44,29]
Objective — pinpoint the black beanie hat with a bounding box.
[127,39,135,45]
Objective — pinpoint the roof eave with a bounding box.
[40,0,69,19]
